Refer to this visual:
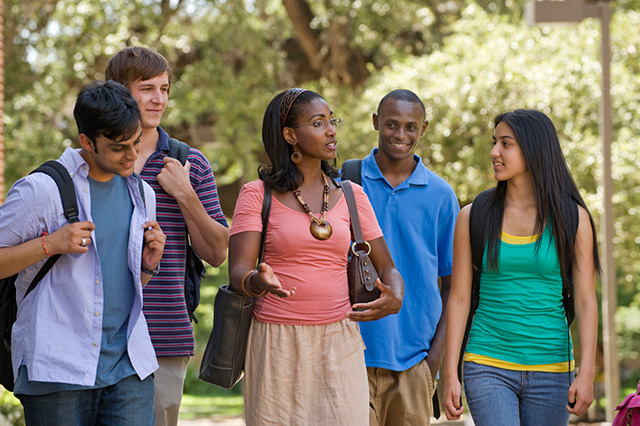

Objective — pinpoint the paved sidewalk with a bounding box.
[178,415,473,425]
[178,416,613,426]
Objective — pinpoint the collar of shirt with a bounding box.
[363,148,430,188]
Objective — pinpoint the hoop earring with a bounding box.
[291,149,303,164]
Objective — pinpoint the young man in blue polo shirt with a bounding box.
[106,47,229,426]
[354,89,459,425]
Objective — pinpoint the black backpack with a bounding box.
[458,187,579,382]
[167,138,205,323]
[340,159,362,185]
[0,161,80,391]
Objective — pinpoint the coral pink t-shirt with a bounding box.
[230,179,383,325]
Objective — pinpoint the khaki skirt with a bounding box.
[244,318,369,426]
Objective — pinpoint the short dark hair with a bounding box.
[73,80,141,143]
[258,89,338,192]
[377,89,426,120]
[105,46,172,90]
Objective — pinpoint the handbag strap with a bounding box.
[258,185,272,265]
[341,180,365,245]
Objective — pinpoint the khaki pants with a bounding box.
[368,358,435,426]
[154,356,190,426]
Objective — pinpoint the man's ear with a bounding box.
[78,133,94,151]
[421,120,429,136]
[372,113,379,131]
[282,127,297,145]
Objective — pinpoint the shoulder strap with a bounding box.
[31,161,80,224]
[168,138,191,166]
[258,186,272,265]
[341,159,362,186]
[26,160,81,297]
[341,180,365,245]
[563,200,579,325]
[132,173,146,208]
[457,187,494,383]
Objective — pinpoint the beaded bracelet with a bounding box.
[240,269,266,298]
[41,231,53,257]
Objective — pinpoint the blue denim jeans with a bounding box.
[463,361,573,426]
[20,374,155,426]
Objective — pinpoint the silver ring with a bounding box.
[81,238,87,247]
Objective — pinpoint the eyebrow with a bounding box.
[111,130,143,145]
[307,110,334,120]
[493,134,517,141]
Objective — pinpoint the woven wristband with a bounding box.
[41,231,53,257]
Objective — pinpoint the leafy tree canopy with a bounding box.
[3,0,640,321]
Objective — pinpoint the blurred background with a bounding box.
[1,0,640,424]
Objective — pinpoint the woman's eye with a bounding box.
[312,121,325,128]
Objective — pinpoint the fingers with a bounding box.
[442,387,464,420]
[47,221,95,254]
[255,262,296,298]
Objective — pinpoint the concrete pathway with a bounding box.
[178,415,473,425]
[178,416,613,426]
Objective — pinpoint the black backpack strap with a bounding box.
[562,200,579,326]
[132,173,146,209]
[31,161,80,224]
[168,138,191,166]
[458,188,494,383]
[340,159,362,186]
[25,160,81,297]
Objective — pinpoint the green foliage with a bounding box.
[0,389,24,426]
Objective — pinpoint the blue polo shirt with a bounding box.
[357,148,459,371]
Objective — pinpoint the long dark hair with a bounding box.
[484,109,601,282]
[258,89,338,192]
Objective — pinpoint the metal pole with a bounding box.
[598,1,619,421]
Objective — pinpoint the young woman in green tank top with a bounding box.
[442,109,600,426]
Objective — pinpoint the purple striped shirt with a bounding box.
[140,127,228,357]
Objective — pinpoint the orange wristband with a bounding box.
[41,231,53,257]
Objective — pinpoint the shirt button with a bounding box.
[83,189,87,193]
[92,342,98,347]
[95,280,100,284]
[95,312,99,316]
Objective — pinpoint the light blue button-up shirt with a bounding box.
[0,148,159,385]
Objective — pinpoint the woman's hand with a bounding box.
[566,368,594,416]
[443,377,465,420]
[346,278,402,321]
[249,262,296,298]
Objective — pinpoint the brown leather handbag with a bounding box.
[341,180,381,305]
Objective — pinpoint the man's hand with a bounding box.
[156,157,194,200]
[141,221,165,273]
[44,221,96,255]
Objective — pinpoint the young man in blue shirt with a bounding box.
[354,89,459,425]
[0,80,166,425]
[106,47,229,426]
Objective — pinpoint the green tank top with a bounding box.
[466,226,573,366]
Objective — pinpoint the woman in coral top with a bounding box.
[228,88,404,425]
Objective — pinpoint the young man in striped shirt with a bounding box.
[106,47,229,426]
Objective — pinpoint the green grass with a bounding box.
[179,394,244,420]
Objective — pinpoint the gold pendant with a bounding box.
[310,220,333,240]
